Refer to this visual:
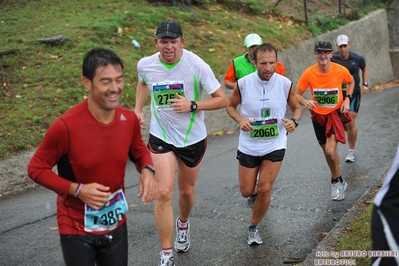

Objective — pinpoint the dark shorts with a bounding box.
[60,222,128,266]
[236,149,285,168]
[148,134,207,168]
[343,91,361,113]
[312,110,348,145]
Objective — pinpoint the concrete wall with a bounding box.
[0,9,395,196]
[388,2,399,79]
[280,9,393,90]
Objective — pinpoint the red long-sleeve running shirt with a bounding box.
[28,99,153,235]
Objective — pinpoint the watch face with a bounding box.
[191,101,197,111]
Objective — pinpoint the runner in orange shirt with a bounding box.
[296,40,354,201]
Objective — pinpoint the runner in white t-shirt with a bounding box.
[134,20,228,266]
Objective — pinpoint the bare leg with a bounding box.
[249,160,282,224]
[320,134,341,179]
[153,152,177,249]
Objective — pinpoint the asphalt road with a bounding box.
[0,87,398,266]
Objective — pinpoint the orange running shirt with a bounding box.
[297,62,352,115]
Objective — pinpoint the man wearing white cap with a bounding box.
[223,33,286,90]
[331,34,369,163]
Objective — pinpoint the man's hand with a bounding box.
[362,85,369,94]
[134,110,146,129]
[137,168,158,205]
[304,99,317,110]
[340,98,350,113]
[239,118,254,132]
[77,183,111,210]
[282,118,296,133]
[168,93,191,113]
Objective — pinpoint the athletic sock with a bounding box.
[162,248,173,258]
[331,176,343,184]
[248,223,257,229]
[178,218,188,229]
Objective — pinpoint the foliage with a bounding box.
[308,15,349,36]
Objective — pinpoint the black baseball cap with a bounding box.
[156,20,183,39]
[314,40,333,51]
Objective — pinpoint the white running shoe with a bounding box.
[247,226,263,245]
[158,252,175,266]
[345,150,356,163]
[174,218,191,252]
[331,179,348,201]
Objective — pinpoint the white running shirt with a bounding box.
[137,49,221,147]
[237,72,292,156]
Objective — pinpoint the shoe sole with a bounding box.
[174,244,190,253]
[248,240,263,245]
[345,159,355,163]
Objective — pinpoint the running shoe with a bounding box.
[331,179,348,201]
[247,192,258,209]
[158,252,175,266]
[247,226,263,245]
[345,150,356,163]
[174,218,191,252]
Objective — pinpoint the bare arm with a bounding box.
[224,81,236,90]
[223,63,237,90]
[134,81,150,128]
[340,76,354,113]
[362,65,369,94]
[226,84,254,132]
[169,87,228,113]
[282,86,302,133]
[296,88,317,111]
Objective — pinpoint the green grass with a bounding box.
[0,0,383,160]
[332,202,373,265]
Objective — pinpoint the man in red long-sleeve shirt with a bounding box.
[27,47,158,266]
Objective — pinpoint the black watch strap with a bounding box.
[291,118,299,128]
[142,165,155,173]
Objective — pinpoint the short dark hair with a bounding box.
[82,48,123,81]
[253,43,277,61]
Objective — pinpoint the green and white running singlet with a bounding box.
[137,49,221,147]
[237,72,292,156]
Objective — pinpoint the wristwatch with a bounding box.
[291,118,299,128]
[346,94,353,102]
[142,165,155,174]
[363,82,368,87]
[190,101,198,112]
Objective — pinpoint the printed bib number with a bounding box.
[84,189,128,232]
[152,81,185,110]
[250,118,279,141]
[314,88,338,108]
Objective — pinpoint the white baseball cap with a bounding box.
[336,34,349,46]
[244,33,263,48]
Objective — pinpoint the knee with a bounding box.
[324,147,337,159]
[157,186,173,202]
[179,187,195,199]
[257,184,272,196]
